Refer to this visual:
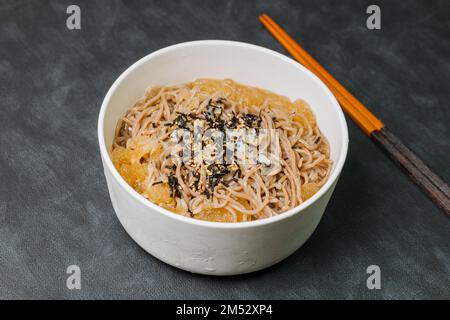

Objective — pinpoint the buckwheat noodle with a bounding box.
[112,79,332,222]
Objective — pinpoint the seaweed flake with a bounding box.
[168,175,182,198]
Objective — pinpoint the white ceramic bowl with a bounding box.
[98,40,348,275]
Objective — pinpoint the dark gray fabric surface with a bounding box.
[0,0,449,299]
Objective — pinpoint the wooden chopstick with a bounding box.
[260,13,383,136]
[371,129,450,214]
[259,13,450,216]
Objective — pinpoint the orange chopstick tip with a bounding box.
[258,13,384,135]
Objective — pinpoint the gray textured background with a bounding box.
[0,0,449,299]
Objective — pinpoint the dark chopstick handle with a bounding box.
[371,127,450,216]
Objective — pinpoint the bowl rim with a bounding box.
[98,40,349,229]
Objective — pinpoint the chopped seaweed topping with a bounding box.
[166,98,259,199]
[204,104,223,124]
[168,175,182,198]
[242,113,261,128]
[173,113,188,128]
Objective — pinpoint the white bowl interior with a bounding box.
[101,41,347,213]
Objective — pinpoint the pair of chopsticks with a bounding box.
[259,13,450,216]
